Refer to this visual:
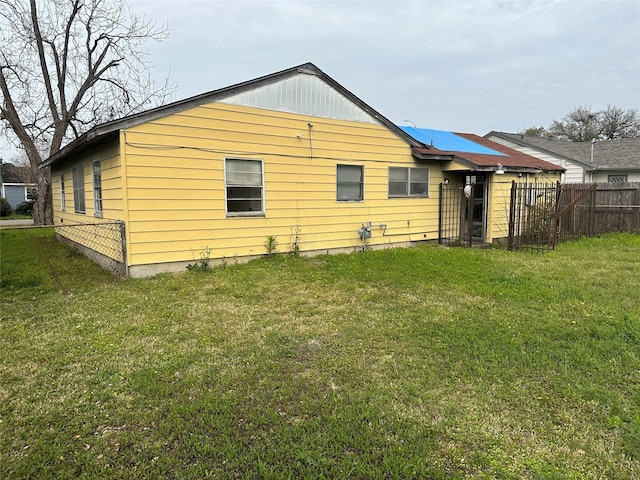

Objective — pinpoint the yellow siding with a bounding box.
[122,102,443,269]
[487,173,563,242]
[50,142,124,261]
[487,175,518,242]
[52,142,123,223]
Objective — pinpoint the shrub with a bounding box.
[0,197,12,217]
[15,200,35,216]
[265,235,278,257]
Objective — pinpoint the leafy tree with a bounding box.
[0,0,173,224]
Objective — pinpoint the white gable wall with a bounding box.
[218,72,379,124]
[488,135,584,183]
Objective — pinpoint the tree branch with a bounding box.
[29,0,60,128]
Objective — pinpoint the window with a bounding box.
[388,167,429,197]
[225,158,264,215]
[60,175,66,211]
[26,187,37,201]
[608,174,627,183]
[337,164,364,201]
[72,165,85,213]
[93,161,103,217]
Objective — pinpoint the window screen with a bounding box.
[72,165,85,213]
[337,164,363,201]
[225,158,264,215]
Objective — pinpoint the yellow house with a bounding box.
[42,63,563,276]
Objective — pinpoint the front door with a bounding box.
[461,174,487,243]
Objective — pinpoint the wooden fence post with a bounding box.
[635,185,640,234]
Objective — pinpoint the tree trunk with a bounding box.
[33,166,53,225]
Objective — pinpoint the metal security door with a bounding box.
[462,174,487,244]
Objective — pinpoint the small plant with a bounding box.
[289,226,301,257]
[265,235,278,258]
[360,237,371,253]
[187,245,212,272]
[0,197,12,217]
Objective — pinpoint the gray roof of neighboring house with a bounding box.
[1,162,31,184]
[486,132,640,171]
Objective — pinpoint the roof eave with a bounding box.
[411,150,456,161]
[40,128,119,168]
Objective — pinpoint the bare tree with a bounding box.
[520,126,548,137]
[6,152,39,189]
[545,105,639,142]
[548,105,601,142]
[600,105,640,140]
[0,0,174,224]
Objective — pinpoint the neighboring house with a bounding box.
[400,127,564,242]
[486,132,640,183]
[0,161,36,210]
[42,63,562,277]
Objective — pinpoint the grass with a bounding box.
[0,213,32,221]
[1,229,639,479]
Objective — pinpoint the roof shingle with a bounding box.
[487,132,640,171]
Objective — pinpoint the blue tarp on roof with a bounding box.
[399,126,506,156]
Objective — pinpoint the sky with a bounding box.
[2,0,639,162]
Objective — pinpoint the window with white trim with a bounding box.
[93,161,103,217]
[72,165,85,214]
[337,164,364,202]
[388,167,429,197]
[608,174,627,183]
[60,174,66,211]
[224,158,264,216]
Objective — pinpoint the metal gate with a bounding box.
[507,182,600,251]
[508,182,560,251]
[438,181,484,247]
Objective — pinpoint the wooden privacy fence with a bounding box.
[508,182,640,251]
[592,183,640,233]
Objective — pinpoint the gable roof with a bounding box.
[487,132,640,171]
[404,129,564,173]
[42,63,423,168]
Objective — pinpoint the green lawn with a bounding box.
[1,229,639,479]
[0,213,33,221]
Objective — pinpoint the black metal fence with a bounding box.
[508,182,640,251]
[508,182,560,251]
